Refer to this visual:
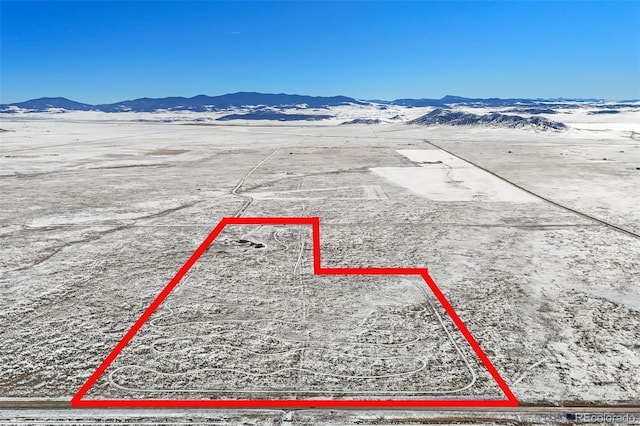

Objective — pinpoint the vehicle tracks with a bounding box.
[231,147,281,217]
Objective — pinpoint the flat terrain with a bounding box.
[85,224,501,401]
[1,113,639,421]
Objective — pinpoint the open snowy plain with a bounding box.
[1,106,639,423]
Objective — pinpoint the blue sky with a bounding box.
[1,1,639,103]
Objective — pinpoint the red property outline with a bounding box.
[72,216,519,409]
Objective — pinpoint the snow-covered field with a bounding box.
[1,109,639,421]
[371,150,539,202]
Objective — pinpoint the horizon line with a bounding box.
[3,92,637,106]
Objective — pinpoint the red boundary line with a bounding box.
[72,216,519,409]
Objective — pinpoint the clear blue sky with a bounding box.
[1,1,639,103]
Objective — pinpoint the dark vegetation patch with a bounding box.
[218,110,332,121]
[589,110,620,115]
[408,108,566,130]
[340,118,382,125]
[237,239,265,249]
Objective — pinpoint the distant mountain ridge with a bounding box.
[0,92,365,113]
[1,93,628,114]
[389,95,617,108]
[391,95,539,108]
[3,97,95,111]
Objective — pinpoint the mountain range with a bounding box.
[0,93,365,113]
[1,92,631,114]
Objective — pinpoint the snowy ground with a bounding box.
[1,111,639,421]
[84,225,503,401]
